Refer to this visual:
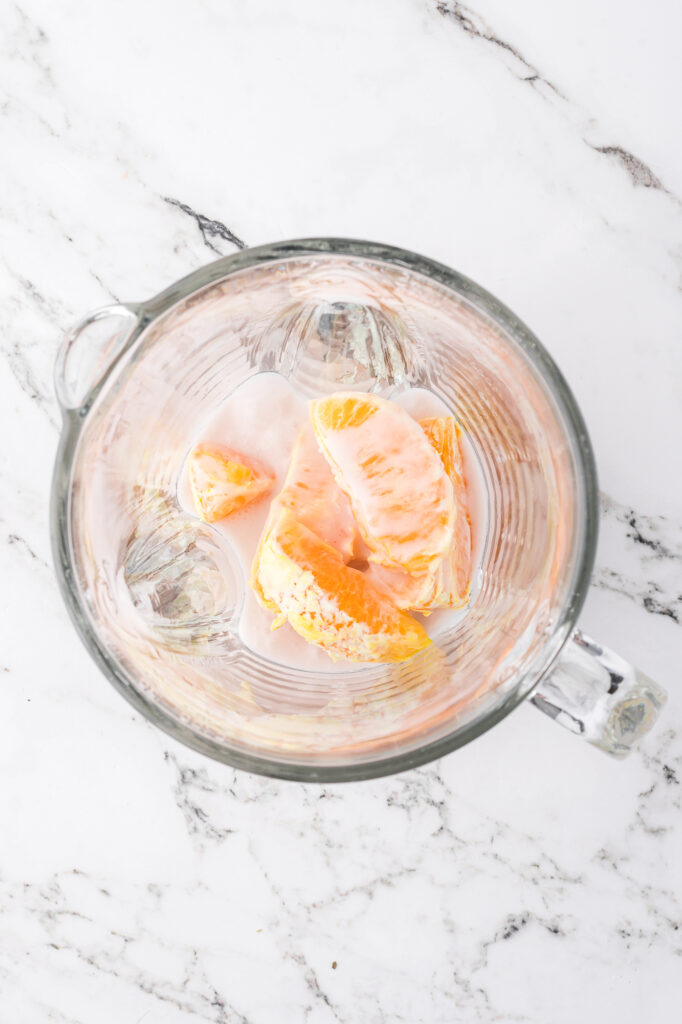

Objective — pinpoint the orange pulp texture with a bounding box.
[310,393,455,575]
[189,443,274,522]
[250,396,473,663]
[255,509,431,663]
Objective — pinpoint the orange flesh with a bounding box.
[421,417,472,608]
[249,399,473,662]
[364,416,472,610]
[255,510,431,663]
[189,443,274,522]
[310,393,454,575]
[270,422,357,558]
[250,423,358,609]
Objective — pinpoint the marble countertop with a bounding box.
[2,0,681,1020]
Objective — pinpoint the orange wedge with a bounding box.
[250,423,358,610]
[189,443,274,523]
[310,393,454,575]
[272,421,357,558]
[420,416,472,608]
[253,509,431,663]
[365,416,472,610]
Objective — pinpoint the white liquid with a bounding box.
[178,374,488,671]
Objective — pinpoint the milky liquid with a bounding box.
[178,373,488,671]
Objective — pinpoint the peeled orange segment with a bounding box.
[310,393,455,575]
[365,416,472,611]
[189,443,274,523]
[250,423,358,610]
[364,561,438,611]
[420,416,472,608]
[272,422,357,558]
[253,509,431,663]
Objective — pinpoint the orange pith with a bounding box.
[310,393,455,575]
[363,416,472,611]
[420,416,472,608]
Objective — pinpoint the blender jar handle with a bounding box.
[54,303,140,413]
[530,629,667,758]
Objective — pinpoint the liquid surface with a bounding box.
[178,373,488,671]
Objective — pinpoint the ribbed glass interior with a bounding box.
[69,255,581,768]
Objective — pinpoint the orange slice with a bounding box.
[365,416,472,610]
[272,421,357,558]
[420,417,472,608]
[189,443,274,523]
[253,509,431,663]
[310,393,454,575]
[364,561,438,611]
[250,423,358,610]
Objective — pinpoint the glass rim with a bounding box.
[51,237,599,782]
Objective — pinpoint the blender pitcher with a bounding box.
[51,239,667,780]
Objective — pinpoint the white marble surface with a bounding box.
[2,0,681,1020]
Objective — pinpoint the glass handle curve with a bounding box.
[54,303,140,413]
[530,629,667,758]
